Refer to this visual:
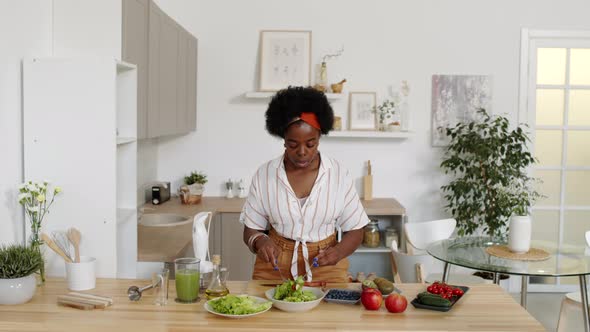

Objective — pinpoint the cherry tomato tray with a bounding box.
[410,285,469,312]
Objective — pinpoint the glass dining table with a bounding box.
[428,236,590,332]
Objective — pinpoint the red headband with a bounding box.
[288,112,321,131]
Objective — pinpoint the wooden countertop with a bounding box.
[145,196,406,217]
[0,279,544,331]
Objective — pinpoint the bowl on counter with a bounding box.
[138,213,193,262]
[264,286,325,312]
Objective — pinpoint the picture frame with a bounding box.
[348,92,377,131]
[259,30,312,91]
[431,75,492,146]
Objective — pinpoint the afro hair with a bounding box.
[265,86,334,138]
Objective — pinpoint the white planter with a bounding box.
[508,215,532,254]
[187,183,204,195]
[0,274,37,305]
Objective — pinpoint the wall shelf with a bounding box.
[244,91,345,100]
[324,130,413,139]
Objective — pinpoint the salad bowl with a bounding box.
[265,286,325,312]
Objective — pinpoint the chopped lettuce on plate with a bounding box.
[209,295,271,315]
[273,276,317,302]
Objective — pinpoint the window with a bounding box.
[520,30,590,291]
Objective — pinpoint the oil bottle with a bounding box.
[205,254,229,300]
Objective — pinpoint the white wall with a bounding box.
[0,0,159,245]
[0,0,52,245]
[52,0,122,58]
[154,0,590,223]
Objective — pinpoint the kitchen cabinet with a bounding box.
[221,213,256,281]
[210,199,404,281]
[123,0,197,138]
[23,57,138,279]
[139,197,404,281]
[122,0,148,139]
[207,213,255,281]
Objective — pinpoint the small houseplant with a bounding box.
[372,99,398,131]
[18,180,61,283]
[440,109,542,239]
[0,244,43,304]
[182,171,208,204]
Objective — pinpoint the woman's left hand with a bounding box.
[313,246,342,267]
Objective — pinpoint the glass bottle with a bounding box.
[314,62,328,92]
[363,220,381,248]
[205,255,229,300]
[384,227,399,249]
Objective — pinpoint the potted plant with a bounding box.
[372,99,398,131]
[0,244,43,304]
[440,109,542,239]
[181,171,207,204]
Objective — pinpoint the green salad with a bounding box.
[209,295,272,315]
[273,276,317,302]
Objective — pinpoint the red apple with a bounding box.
[385,293,408,313]
[361,288,383,310]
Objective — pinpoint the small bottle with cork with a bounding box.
[205,255,229,300]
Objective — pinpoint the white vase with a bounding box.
[508,215,532,254]
[188,183,203,195]
[0,274,37,305]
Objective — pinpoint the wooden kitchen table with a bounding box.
[0,279,544,331]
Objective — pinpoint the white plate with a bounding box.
[204,295,272,319]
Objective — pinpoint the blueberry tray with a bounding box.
[410,285,470,312]
[323,289,362,304]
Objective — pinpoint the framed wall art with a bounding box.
[258,30,312,91]
[348,92,377,131]
[431,75,492,146]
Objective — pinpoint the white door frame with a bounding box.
[518,28,590,293]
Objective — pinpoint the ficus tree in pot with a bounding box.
[440,109,543,238]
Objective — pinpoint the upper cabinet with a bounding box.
[123,0,197,139]
[122,0,149,139]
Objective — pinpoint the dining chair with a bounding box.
[556,231,590,332]
[557,291,587,332]
[390,218,486,284]
[404,218,456,254]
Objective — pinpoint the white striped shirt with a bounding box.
[240,153,370,280]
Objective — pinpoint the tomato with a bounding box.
[453,288,464,297]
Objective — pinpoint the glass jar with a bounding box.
[363,220,381,248]
[384,227,399,249]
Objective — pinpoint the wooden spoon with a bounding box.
[67,228,81,263]
[41,233,73,263]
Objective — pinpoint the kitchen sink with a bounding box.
[139,213,191,227]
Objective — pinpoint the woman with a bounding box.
[240,86,369,282]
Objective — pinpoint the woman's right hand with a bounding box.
[255,236,281,267]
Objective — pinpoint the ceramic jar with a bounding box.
[508,215,532,254]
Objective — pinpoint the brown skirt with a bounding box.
[252,228,349,282]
